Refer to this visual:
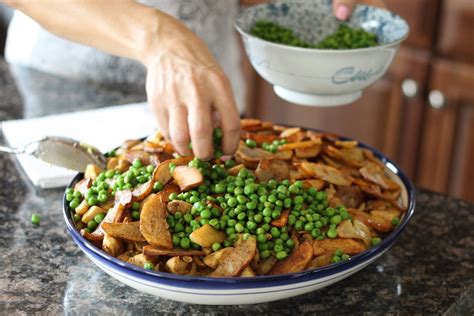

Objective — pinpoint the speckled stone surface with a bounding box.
[0,60,473,315]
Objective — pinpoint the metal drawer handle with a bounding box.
[429,90,446,109]
[401,79,418,98]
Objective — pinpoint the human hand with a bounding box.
[332,0,386,21]
[144,14,240,160]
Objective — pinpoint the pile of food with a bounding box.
[250,21,379,49]
[67,119,405,277]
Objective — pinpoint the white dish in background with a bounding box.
[235,0,409,106]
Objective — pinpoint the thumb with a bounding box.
[332,0,356,21]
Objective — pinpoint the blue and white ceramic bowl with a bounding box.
[235,0,409,106]
[63,134,415,305]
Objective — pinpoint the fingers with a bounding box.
[187,98,214,160]
[212,74,241,155]
[168,105,192,156]
[332,0,356,21]
[333,0,386,20]
[148,98,170,140]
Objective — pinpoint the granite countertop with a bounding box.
[0,60,473,315]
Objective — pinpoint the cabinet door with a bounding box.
[436,0,474,64]
[254,47,430,179]
[417,59,474,202]
[385,0,440,50]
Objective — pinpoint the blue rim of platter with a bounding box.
[63,131,416,290]
[235,2,410,53]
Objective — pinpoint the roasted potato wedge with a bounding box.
[139,194,172,249]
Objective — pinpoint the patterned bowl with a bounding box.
[62,133,415,305]
[235,0,409,106]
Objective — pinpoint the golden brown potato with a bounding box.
[203,248,233,269]
[102,233,123,257]
[165,256,193,275]
[81,206,105,224]
[128,253,154,267]
[75,199,90,216]
[336,220,371,246]
[143,245,206,257]
[313,238,365,256]
[210,237,257,277]
[240,266,257,277]
[269,241,313,275]
[256,256,277,276]
[300,162,351,186]
[84,164,102,180]
[139,194,172,249]
[102,221,146,242]
[189,224,227,248]
[278,140,320,151]
[167,200,192,214]
[172,166,204,191]
[255,159,290,183]
[295,145,321,158]
[359,161,399,190]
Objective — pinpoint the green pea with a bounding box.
[268,144,278,153]
[224,159,236,169]
[270,227,281,238]
[245,139,257,148]
[97,193,108,203]
[235,223,245,233]
[257,234,267,244]
[286,239,295,248]
[327,227,338,238]
[69,199,80,209]
[246,201,257,210]
[87,197,97,206]
[237,212,246,221]
[304,222,314,231]
[212,242,222,252]
[331,255,342,263]
[65,193,74,202]
[87,221,98,231]
[271,210,281,219]
[330,215,342,225]
[31,214,41,226]
[253,214,263,223]
[143,262,154,270]
[237,195,247,205]
[260,250,271,259]
[246,221,257,231]
[391,217,400,226]
[180,237,191,249]
[130,211,139,220]
[294,220,303,231]
[275,251,288,260]
[94,213,105,224]
[372,237,381,246]
[73,214,81,222]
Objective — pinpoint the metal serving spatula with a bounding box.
[0,136,107,172]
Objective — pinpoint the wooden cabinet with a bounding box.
[385,0,440,49]
[417,59,474,201]
[436,0,474,64]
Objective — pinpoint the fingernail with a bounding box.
[336,4,350,21]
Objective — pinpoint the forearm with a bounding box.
[2,0,171,64]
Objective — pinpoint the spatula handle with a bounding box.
[0,145,23,155]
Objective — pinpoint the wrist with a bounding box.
[137,10,216,70]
